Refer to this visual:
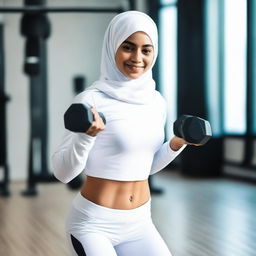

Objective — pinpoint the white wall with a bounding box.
[136,0,148,12]
[5,11,30,181]
[3,0,127,181]
[47,12,116,180]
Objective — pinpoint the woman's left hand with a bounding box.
[169,136,203,151]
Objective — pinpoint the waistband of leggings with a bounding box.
[72,192,151,221]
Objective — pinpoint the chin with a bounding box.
[126,72,143,79]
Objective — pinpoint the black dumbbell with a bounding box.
[64,103,106,133]
[173,115,212,145]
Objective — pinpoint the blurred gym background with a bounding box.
[0,0,255,255]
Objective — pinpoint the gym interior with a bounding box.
[0,0,256,255]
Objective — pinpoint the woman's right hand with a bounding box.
[86,107,106,137]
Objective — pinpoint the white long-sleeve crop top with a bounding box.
[52,89,186,183]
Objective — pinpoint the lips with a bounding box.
[126,63,144,68]
[125,63,145,72]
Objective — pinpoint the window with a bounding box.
[223,0,247,134]
[160,0,177,4]
[252,0,256,135]
[205,0,223,137]
[159,5,177,140]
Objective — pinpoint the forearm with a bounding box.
[52,131,96,183]
[150,137,186,175]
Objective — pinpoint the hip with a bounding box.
[66,192,152,238]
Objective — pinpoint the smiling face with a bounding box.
[115,31,154,79]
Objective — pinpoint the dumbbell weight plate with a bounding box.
[183,116,212,144]
[173,115,189,138]
[173,115,212,144]
[64,103,106,133]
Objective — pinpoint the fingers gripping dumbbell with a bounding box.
[64,103,106,133]
[173,115,212,145]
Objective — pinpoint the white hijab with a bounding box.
[89,11,158,105]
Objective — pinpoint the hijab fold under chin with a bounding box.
[88,11,159,105]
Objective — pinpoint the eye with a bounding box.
[122,45,133,51]
[142,48,152,55]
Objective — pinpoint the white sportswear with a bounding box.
[52,88,186,183]
[66,193,172,256]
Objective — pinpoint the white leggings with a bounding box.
[65,192,172,256]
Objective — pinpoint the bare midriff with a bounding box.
[80,176,150,210]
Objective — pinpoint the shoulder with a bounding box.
[154,91,167,109]
[153,91,167,121]
[72,88,103,108]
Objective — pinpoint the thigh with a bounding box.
[114,221,172,256]
[67,232,117,256]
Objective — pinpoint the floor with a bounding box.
[151,171,256,256]
[0,170,256,256]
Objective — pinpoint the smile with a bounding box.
[125,64,145,71]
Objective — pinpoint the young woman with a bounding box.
[52,11,190,256]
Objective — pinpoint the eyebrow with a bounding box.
[123,40,153,48]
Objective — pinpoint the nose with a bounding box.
[131,50,142,63]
